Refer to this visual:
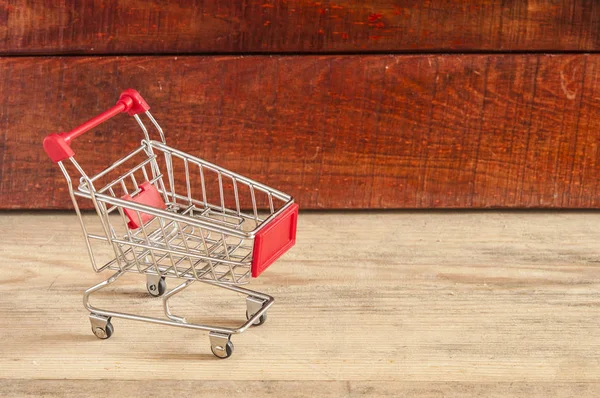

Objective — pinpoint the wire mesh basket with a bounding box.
[43,89,298,358]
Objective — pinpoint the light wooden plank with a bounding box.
[0,212,599,395]
[1,380,599,398]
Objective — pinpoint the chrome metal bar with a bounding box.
[249,185,258,221]
[217,172,225,212]
[109,237,248,268]
[133,114,151,142]
[88,145,148,183]
[184,158,192,205]
[83,270,275,335]
[162,191,296,234]
[232,177,241,215]
[162,279,194,322]
[78,191,253,238]
[58,161,98,271]
[149,140,291,202]
[199,164,208,208]
[94,155,157,194]
[145,111,166,143]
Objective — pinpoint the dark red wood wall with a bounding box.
[1,1,599,209]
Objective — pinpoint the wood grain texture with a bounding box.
[2,54,600,209]
[1,380,599,398]
[0,212,599,395]
[1,0,599,54]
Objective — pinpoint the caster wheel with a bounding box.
[92,321,114,339]
[147,277,166,297]
[211,340,234,359]
[246,311,267,326]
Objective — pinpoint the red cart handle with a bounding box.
[43,89,150,163]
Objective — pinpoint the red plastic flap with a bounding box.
[43,133,75,163]
[251,203,298,278]
[122,182,166,229]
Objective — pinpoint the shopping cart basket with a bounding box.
[43,89,298,358]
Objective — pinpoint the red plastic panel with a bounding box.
[251,203,299,278]
[43,133,75,162]
[122,182,166,229]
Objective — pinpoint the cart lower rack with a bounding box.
[43,89,298,358]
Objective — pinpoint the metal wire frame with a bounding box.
[84,268,275,336]
[58,111,295,285]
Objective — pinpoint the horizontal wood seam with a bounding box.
[3,50,600,58]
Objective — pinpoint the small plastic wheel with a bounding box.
[147,277,166,297]
[211,340,234,359]
[246,311,267,326]
[92,322,114,340]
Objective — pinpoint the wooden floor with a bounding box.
[1,212,599,397]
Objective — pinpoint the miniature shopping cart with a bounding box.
[43,89,298,358]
